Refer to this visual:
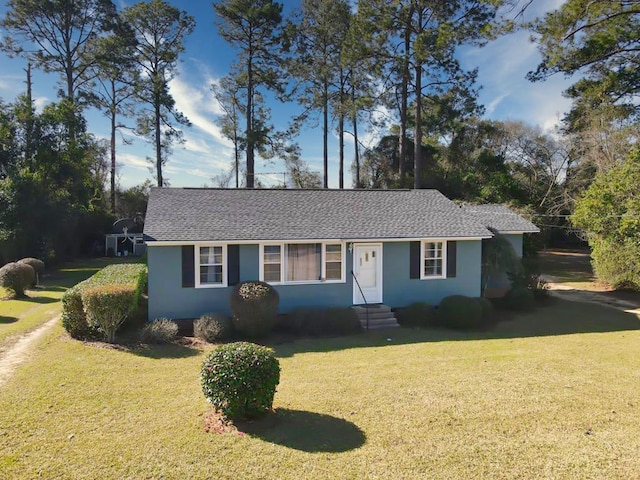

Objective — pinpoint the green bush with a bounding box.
[230,281,279,338]
[82,284,138,343]
[395,302,436,328]
[201,342,280,420]
[0,262,35,298]
[478,297,494,320]
[503,286,536,311]
[437,295,484,330]
[18,258,45,286]
[61,263,147,340]
[194,313,233,342]
[285,307,361,336]
[140,318,178,344]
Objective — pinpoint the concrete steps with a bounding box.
[352,304,399,330]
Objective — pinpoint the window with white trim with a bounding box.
[422,241,445,279]
[261,243,344,284]
[197,245,226,287]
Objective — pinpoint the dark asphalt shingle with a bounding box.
[461,204,539,234]
[144,188,498,242]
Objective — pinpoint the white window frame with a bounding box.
[420,240,447,280]
[259,242,345,285]
[195,243,228,288]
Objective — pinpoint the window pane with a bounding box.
[326,262,342,280]
[200,265,222,284]
[287,244,320,281]
[264,263,281,282]
[325,244,342,262]
[200,246,222,265]
[264,245,281,263]
[423,241,443,277]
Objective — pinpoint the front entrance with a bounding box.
[352,243,383,304]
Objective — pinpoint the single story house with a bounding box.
[143,188,538,321]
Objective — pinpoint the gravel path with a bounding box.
[0,315,59,388]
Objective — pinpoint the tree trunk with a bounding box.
[353,111,360,189]
[246,55,254,189]
[110,80,117,212]
[155,91,163,187]
[414,62,422,190]
[399,14,411,186]
[323,80,329,189]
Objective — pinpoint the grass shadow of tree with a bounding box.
[236,408,366,453]
[128,342,201,359]
[271,299,640,358]
[0,316,17,324]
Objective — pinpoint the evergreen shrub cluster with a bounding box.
[194,313,233,342]
[230,281,279,338]
[0,262,36,298]
[61,263,147,341]
[201,342,280,420]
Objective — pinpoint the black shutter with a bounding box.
[182,245,195,288]
[409,241,420,279]
[228,245,240,286]
[446,241,457,278]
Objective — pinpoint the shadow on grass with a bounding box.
[16,294,58,305]
[128,342,201,359]
[236,408,365,453]
[271,299,640,358]
[0,316,17,324]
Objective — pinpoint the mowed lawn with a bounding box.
[0,259,134,352]
[1,300,640,479]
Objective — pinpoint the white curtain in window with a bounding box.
[287,244,320,281]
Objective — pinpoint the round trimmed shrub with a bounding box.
[230,281,279,338]
[201,342,280,420]
[0,262,35,298]
[395,302,436,328]
[503,286,535,311]
[18,258,44,286]
[437,295,484,330]
[194,313,232,342]
[140,318,178,344]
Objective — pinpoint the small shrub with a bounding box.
[201,342,280,420]
[285,307,361,336]
[230,281,279,338]
[194,313,233,342]
[18,258,45,286]
[140,318,178,344]
[0,262,35,298]
[395,302,436,328]
[61,263,147,340]
[437,295,484,330]
[503,286,536,311]
[61,286,94,339]
[82,284,138,342]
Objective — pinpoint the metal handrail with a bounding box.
[351,269,370,330]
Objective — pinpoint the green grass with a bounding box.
[1,299,640,479]
[0,258,135,352]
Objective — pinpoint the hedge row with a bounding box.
[62,263,147,340]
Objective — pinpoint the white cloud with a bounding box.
[168,75,232,148]
[118,153,150,171]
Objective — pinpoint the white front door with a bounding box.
[353,243,383,304]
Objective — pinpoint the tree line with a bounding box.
[0,0,639,288]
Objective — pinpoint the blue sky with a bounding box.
[0,0,572,189]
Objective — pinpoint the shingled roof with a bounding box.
[461,204,539,234]
[144,188,496,242]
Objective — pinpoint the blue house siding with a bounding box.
[485,233,524,293]
[148,240,484,320]
[382,241,482,307]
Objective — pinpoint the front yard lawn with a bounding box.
[0,258,137,352]
[1,299,639,479]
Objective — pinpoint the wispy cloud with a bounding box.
[168,74,232,148]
